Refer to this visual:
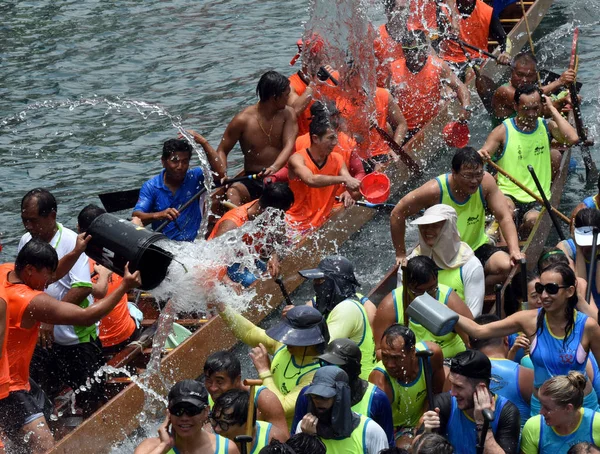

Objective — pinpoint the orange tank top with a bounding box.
[1,263,43,393]
[0,280,9,399]
[439,0,492,63]
[287,148,344,232]
[289,72,313,136]
[295,132,356,166]
[373,24,404,88]
[390,55,443,130]
[89,260,135,348]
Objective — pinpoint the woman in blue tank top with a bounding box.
[455,263,600,416]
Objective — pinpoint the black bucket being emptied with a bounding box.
[86,213,173,290]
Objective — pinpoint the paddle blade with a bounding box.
[360,172,390,204]
[443,121,470,148]
[99,188,140,213]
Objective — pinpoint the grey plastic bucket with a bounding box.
[86,213,173,290]
[407,292,459,336]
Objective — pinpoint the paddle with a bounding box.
[527,165,566,241]
[416,349,435,414]
[477,409,495,454]
[372,125,422,177]
[335,197,396,211]
[586,228,599,304]
[275,277,292,306]
[155,173,261,233]
[485,159,570,225]
[568,28,599,183]
[453,39,508,63]
[495,283,502,319]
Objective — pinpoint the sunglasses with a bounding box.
[208,412,234,432]
[169,404,206,417]
[534,282,570,295]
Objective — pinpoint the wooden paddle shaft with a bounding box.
[485,159,570,224]
[244,379,263,437]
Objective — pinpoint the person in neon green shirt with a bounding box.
[134,380,238,454]
[521,371,600,454]
[216,303,328,428]
[479,83,578,238]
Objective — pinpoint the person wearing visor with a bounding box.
[373,256,472,359]
[299,255,377,379]
[389,29,471,142]
[421,350,520,454]
[369,324,445,449]
[295,366,388,453]
[134,380,237,454]
[217,303,329,428]
[291,338,394,447]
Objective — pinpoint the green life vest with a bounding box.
[351,382,378,417]
[320,414,370,454]
[392,284,465,358]
[373,342,429,428]
[438,266,465,303]
[436,173,489,251]
[496,117,551,203]
[250,421,272,454]
[167,433,231,454]
[325,294,377,380]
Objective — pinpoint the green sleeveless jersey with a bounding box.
[438,266,465,303]
[250,421,272,454]
[167,434,231,454]
[271,346,320,396]
[392,284,465,358]
[321,414,370,454]
[351,382,378,417]
[496,117,551,203]
[326,294,377,380]
[373,342,429,427]
[436,173,488,251]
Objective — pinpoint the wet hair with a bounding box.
[78,204,106,232]
[451,147,483,173]
[212,389,256,427]
[527,270,540,284]
[470,314,504,350]
[382,324,416,351]
[540,371,587,410]
[162,138,193,160]
[21,188,57,217]
[406,256,439,287]
[537,247,569,273]
[511,51,537,69]
[259,182,295,212]
[568,442,600,454]
[309,102,332,141]
[203,351,241,381]
[514,83,542,105]
[378,449,409,454]
[15,238,59,274]
[285,433,326,454]
[574,207,600,229]
[535,263,578,348]
[412,433,454,454]
[258,440,297,454]
[256,71,290,102]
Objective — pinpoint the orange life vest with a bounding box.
[390,55,443,130]
[295,132,356,165]
[289,72,313,136]
[287,148,344,232]
[439,0,493,63]
[1,263,43,393]
[374,24,404,88]
[0,277,9,399]
[89,260,136,348]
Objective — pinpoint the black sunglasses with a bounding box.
[535,282,570,295]
[170,404,206,417]
[208,412,234,432]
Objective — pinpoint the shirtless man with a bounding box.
[217,71,298,206]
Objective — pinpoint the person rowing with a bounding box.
[391,147,522,295]
[454,263,600,416]
[217,71,298,206]
[479,83,579,238]
[373,255,473,359]
[374,0,410,88]
[571,175,600,220]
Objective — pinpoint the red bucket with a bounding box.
[360,172,391,204]
[443,121,470,148]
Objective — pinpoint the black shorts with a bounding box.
[474,243,504,269]
[236,178,264,200]
[507,195,541,227]
[0,380,52,437]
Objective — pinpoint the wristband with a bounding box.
[258,371,273,380]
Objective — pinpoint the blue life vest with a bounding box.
[490,358,530,428]
[539,408,598,452]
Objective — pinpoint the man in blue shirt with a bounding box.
[133,137,212,241]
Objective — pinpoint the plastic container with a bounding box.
[165,323,192,349]
[407,292,459,336]
[86,213,173,290]
[360,172,391,204]
[442,121,470,148]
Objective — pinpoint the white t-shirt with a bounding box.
[18,223,95,346]
[295,415,388,454]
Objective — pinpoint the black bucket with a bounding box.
[86,213,173,290]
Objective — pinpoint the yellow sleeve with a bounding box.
[220,307,281,354]
[259,369,317,424]
[520,416,541,454]
[326,300,363,342]
[592,410,600,445]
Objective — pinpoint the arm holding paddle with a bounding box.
[544,96,579,145]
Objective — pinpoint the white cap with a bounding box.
[574,226,600,246]
[411,204,456,226]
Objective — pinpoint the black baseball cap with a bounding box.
[317,338,362,366]
[168,380,209,409]
[450,350,491,380]
[299,255,360,286]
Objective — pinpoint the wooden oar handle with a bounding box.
[485,159,571,224]
[243,379,264,387]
